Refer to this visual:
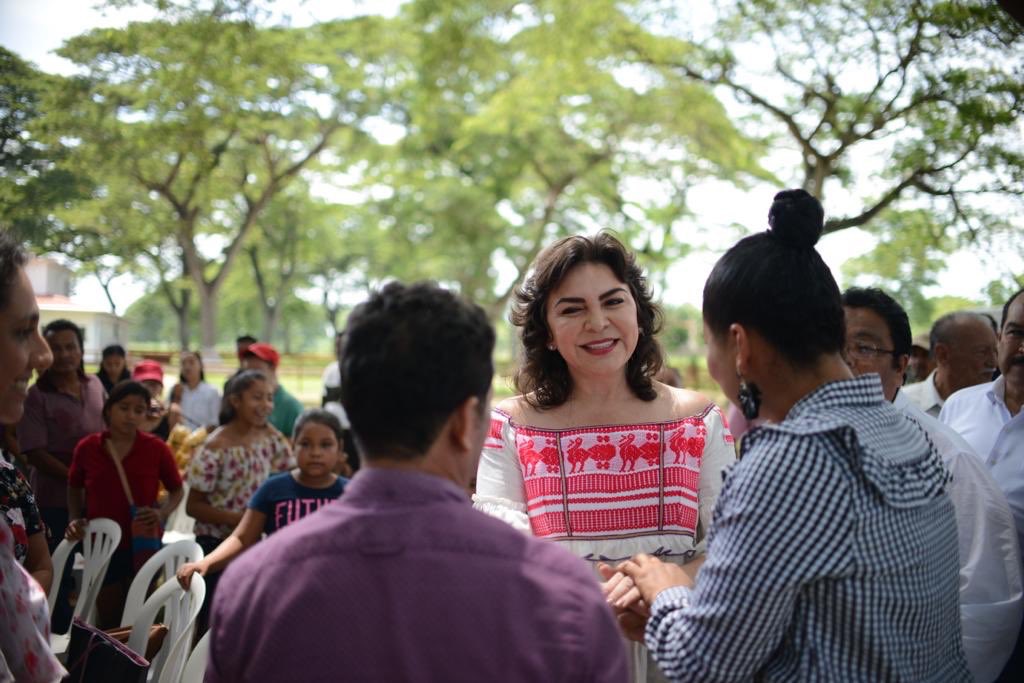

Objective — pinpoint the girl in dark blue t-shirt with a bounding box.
[176,409,347,589]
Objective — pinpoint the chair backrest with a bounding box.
[128,573,205,683]
[177,631,209,683]
[47,538,76,616]
[120,540,204,628]
[48,518,122,625]
[157,615,211,683]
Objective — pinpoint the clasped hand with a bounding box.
[599,554,696,642]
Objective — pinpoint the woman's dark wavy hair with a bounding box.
[511,231,663,408]
[702,189,845,367]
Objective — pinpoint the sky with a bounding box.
[1,0,1017,316]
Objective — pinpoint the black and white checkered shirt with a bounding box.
[645,374,970,681]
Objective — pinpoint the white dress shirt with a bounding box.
[177,381,221,430]
[896,389,1023,682]
[901,369,945,417]
[940,377,1023,462]
[941,377,1024,569]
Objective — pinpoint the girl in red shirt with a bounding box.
[67,380,183,628]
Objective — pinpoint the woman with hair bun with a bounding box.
[474,231,735,681]
[605,190,969,681]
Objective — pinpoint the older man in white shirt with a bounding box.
[942,290,1024,677]
[943,291,1024,546]
[903,311,998,417]
[843,287,1023,682]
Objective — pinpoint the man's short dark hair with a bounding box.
[841,287,912,369]
[1002,289,1024,330]
[236,334,257,345]
[43,318,85,350]
[340,281,495,459]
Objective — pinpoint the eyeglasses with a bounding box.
[844,342,900,362]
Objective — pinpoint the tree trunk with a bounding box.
[283,316,293,355]
[260,302,281,345]
[178,288,191,351]
[97,277,122,341]
[322,290,340,335]
[199,282,221,360]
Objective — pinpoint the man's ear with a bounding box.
[448,395,482,454]
[895,353,910,379]
[933,342,950,365]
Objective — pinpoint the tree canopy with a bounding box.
[11,0,1022,350]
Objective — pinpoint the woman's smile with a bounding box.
[580,338,619,355]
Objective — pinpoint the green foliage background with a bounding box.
[2,0,1021,358]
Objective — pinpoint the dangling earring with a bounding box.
[737,374,762,420]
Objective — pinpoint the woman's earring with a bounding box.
[737,374,762,421]
[547,343,557,351]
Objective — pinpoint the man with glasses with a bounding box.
[842,287,1022,683]
[903,311,998,417]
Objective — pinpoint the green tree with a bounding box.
[624,0,1024,237]
[659,302,703,355]
[841,208,953,324]
[47,8,388,356]
[987,276,1024,314]
[0,48,89,242]
[245,184,352,342]
[353,0,771,318]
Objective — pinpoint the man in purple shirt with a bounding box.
[18,318,105,631]
[208,282,629,683]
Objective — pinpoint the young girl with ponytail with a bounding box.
[185,369,293,634]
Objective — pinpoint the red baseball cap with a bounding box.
[132,359,164,384]
[243,342,280,369]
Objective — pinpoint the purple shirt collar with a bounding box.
[343,467,470,507]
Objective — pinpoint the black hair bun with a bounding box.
[768,189,824,249]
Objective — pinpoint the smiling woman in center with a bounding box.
[473,231,735,681]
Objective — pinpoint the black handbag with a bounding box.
[62,617,150,683]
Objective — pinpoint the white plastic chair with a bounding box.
[128,573,205,682]
[163,482,196,538]
[48,518,121,658]
[47,517,121,621]
[120,540,204,628]
[158,620,211,683]
[176,631,209,683]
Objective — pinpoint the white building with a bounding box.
[27,258,127,363]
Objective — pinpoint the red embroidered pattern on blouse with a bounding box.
[499,407,714,540]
